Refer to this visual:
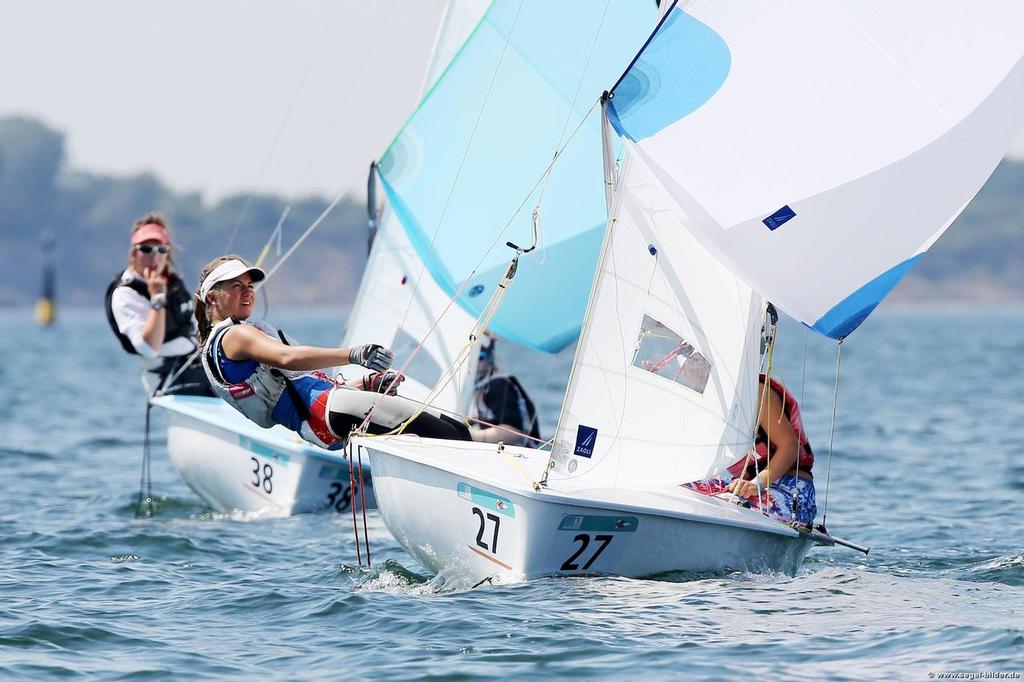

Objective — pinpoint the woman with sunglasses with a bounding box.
[105,213,213,396]
[194,255,473,450]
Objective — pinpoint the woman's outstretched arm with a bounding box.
[221,325,358,371]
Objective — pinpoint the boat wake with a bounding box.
[114,494,209,519]
[959,553,1024,586]
[347,559,435,595]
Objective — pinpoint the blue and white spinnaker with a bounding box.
[376,0,655,352]
[608,0,1024,339]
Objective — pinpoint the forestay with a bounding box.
[607,0,1024,339]
[551,146,764,489]
[342,1,489,411]
[376,0,655,352]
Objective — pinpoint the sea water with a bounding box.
[1,307,1021,679]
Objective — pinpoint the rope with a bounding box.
[260,189,350,284]
[134,400,154,518]
[346,441,363,567]
[255,206,289,268]
[352,1,614,446]
[799,325,809,406]
[534,0,613,211]
[393,0,526,343]
[155,346,204,396]
[750,317,776,515]
[368,95,605,434]
[357,444,371,567]
[358,253,519,436]
[383,2,608,405]
[249,3,399,270]
[821,338,844,526]
[498,442,541,492]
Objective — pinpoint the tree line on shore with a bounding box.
[0,116,365,308]
[1,115,1022,308]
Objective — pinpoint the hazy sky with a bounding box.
[2,0,1024,203]
[0,0,446,201]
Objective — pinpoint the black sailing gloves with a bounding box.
[353,344,395,373]
[365,371,404,395]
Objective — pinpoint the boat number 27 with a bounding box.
[250,457,273,494]
[561,534,613,571]
[472,507,500,554]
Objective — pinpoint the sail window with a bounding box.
[631,314,711,394]
[390,328,444,388]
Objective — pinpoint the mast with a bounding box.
[544,96,623,483]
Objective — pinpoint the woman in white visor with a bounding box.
[194,255,472,449]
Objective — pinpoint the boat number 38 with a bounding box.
[250,456,273,494]
[325,482,357,513]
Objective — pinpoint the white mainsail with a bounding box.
[607,0,1024,339]
[552,0,1024,489]
[551,139,764,489]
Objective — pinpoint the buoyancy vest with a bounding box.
[201,318,292,429]
[200,318,340,449]
[104,271,195,355]
[728,375,814,479]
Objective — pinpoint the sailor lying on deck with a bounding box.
[193,256,473,450]
[684,375,817,526]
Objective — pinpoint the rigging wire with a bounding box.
[260,188,351,284]
[356,1,622,441]
[393,0,526,339]
[135,400,155,518]
[820,338,844,527]
[346,441,363,567]
[357,97,602,437]
[248,2,398,276]
[224,1,344,253]
[531,0,614,261]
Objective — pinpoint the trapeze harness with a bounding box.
[201,318,472,450]
[474,373,540,445]
[727,375,814,481]
[105,272,211,395]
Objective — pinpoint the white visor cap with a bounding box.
[199,259,266,301]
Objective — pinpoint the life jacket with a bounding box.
[201,318,292,429]
[728,375,813,479]
[200,318,339,448]
[474,373,541,444]
[104,270,195,355]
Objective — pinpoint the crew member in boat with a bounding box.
[105,213,213,397]
[469,333,541,447]
[194,256,474,449]
[685,375,816,526]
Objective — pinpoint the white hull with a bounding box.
[359,435,812,587]
[153,396,374,517]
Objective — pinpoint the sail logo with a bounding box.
[574,425,597,458]
[763,205,796,231]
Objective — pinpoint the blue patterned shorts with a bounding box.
[684,473,817,526]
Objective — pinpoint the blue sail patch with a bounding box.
[574,425,597,458]
[763,205,796,231]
